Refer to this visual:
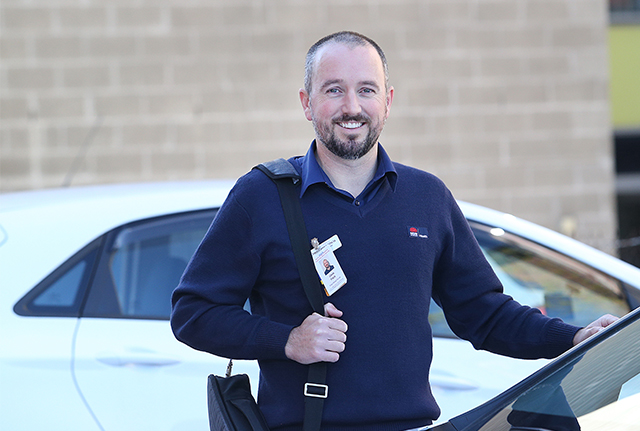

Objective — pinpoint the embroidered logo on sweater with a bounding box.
[408,226,428,238]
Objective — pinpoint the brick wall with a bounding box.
[0,0,616,253]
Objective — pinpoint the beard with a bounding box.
[312,113,385,160]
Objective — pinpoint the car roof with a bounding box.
[0,180,235,216]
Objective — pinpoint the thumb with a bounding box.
[324,302,343,318]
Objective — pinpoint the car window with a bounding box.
[13,238,102,317]
[82,210,216,319]
[430,222,630,338]
[445,309,640,431]
[15,209,217,319]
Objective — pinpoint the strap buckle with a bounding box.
[304,383,328,399]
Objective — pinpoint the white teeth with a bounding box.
[340,122,364,129]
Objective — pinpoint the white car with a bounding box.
[1,181,639,430]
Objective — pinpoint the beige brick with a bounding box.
[250,84,300,111]
[151,151,196,173]
[509,137,566,160]
[571,108,612,135]
[201,89,246,113]
[0,127,29,152]
[198,32,248,56]
[555,79,608,102]
[141,35,192,57]
[175,122,223,144]
[171,6,221,27]
[551,25,603,47]
[59,7,107,28]
[456,27,548,50]
[6,67,55,89]
[479,55,525,77]
[41,154,76,176]
[95,153,144,175]
[0,98,29,120]
[482,112,529,134]
[222,58,271,85]
[95,95,141,117]
[1,151,31,177]
[527,54,571,75]
[404,85,451,107]
[404,28,450,51]
[116,7,163,27]
[476,1,520,21]
[385,114,427,137]
[530,164,576,188]
[146,94,194,115]
[505,83,549,104]
[122,123,169,144]
[390,58,427,82]
[38,96,85,119]
[120,63,165,86]
[0,37,27,59]
[426,2,472,22]
[267,3,323,28]
[525,0,570,21]
[172,62,223,86]
[429,57,473,81]
[375,2,424,26]
[63,65,110,88]
[2,8,51,29]
[531,111,572,130]
[35,36,84,58]
[485,165,531,189]
[88,36,137,57]
[47,124,114,151]
[250,32,297,56]
[220,4,263,26]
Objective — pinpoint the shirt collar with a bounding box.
[297,141,398,198]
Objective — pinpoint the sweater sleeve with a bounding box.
[170,184,293,361]
[432,192,580,359]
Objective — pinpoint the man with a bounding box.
[171,31,616,430]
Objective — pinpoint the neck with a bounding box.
[315,141,378,198]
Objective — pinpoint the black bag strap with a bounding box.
[254,158,327,431]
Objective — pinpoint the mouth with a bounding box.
[338,121,365,130]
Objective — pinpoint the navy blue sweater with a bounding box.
[171,147,579,431]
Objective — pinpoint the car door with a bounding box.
[70,210,260,430]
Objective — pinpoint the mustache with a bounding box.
[332,114,370,123]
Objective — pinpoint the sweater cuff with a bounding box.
[544,318,581,358]
[254,320,295,360]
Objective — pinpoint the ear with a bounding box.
[299,88,313,121]
[384,86,394,119]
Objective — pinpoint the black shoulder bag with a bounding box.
[207,158,327,431]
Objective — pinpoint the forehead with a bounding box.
[311,42,385,89]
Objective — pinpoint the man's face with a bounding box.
[300,43,393,160]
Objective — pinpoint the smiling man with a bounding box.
[171,31,616,431]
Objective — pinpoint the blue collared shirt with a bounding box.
[294,141,398,206]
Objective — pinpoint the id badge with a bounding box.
[310,235,347,296]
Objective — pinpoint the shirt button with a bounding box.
[354,200,361,206]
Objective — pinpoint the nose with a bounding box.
[342,90,361,116]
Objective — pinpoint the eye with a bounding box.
[327,87,341,94]
[360,88,375,95]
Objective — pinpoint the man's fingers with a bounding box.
[324,302,343,318]
[285,310,348,364]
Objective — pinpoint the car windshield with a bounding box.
[443,307,640,431]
